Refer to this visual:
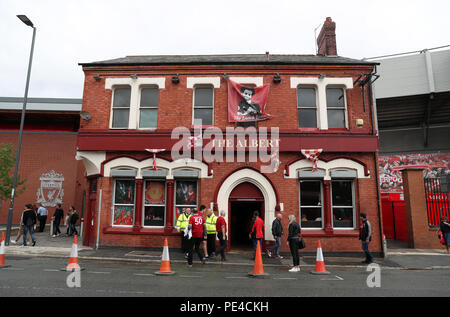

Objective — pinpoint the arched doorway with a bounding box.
[229,182,264,249]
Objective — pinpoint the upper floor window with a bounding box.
[326,88,346,128]
[297,88,317,128]
[111,87,131,128]
[193,86,214,125]
[139,87,159,129]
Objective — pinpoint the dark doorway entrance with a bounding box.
[228,182,265,250]
[230,201,263,249]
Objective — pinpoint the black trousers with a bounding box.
[39,216,47,232]
[207,234,216,255]
[289,239,300,266]
[216,232,227,259]
[187,237,205,265]
[181,231,189,253]
[53,219,61,235]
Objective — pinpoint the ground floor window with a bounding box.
[331,180,355,228]
[112,179,135,226]
[143,180,166,227]
[299,180,323,228]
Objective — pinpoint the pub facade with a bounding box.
[77,18,383,254]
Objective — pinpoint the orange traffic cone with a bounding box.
[0,232,10,269]
[62,235,83,272]
[248,240,269,278]
[155,238,175,275]
[310,240,330,275]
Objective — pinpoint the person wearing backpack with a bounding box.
[22,204,37,246]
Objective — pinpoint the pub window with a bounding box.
[143,180,166,227]
[175,180,198,218]
[139,87,159,129]
[112,179,135,226]
[111,87,131,128]
[297,88,317,128]
[331,180,355,228]
[299,180,323,228]
[326,87,346,128]
[193,86,214,125]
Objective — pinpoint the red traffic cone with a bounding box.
[0,232,10,269]
[155,238,175,275]
[310,240,330,275]
[62,235,83,271]
[248,240,269,278]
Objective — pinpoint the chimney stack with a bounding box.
[316,17,337,56]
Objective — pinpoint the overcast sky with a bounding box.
[1,0,449,98]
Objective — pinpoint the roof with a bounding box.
[0,97,82,112]
[79,54,377,67]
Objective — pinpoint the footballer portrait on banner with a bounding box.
[227,79,272,122]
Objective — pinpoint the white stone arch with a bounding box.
[170,158,212,179]
[75,151,106,176]
[285,158,370,180]
[104,157,171,179]
[216,168,277,241]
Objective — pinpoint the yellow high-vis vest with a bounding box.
[205,214,218,235]
[175,213,191,231]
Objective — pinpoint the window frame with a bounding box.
[297,85,319,129]
[112,178,136,227]
[142,179,167,228]
[298,179,324,229]
[330,179,356,229]
[325,86,348,129]
[110,86,132,129]
[192,85,214,126]
[137,85,159,130]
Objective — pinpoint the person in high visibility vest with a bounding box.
[175,207,192,257]
[205,208,218,258]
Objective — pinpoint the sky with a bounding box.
[1,0,449,99]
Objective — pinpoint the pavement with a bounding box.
[3,226,450,270]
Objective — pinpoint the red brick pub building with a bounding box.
[77,18,383,255]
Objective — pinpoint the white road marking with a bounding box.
[133,273,155,276]
[273,277,297,280]
[43,269,60,272]
[320,275,344,281]
[3,268,24,271]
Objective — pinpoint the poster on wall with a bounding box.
[175,181,197,206]
[227,79,272,122]
[113,205,134,226]
[379,152,450,198]
[145,181,165,205]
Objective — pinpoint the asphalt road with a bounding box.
[0,256,449,297]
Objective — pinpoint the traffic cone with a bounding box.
[248,240,269,278]
[310,240,330,275]
[155,238,175,275]
[62,235,83,272]
[0,232,10,269]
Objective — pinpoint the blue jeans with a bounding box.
[252,238,263,256]
[269,236,281,256]
[23,225,35,245]
[362,241,373,262]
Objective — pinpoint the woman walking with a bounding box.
[287,214,301,272]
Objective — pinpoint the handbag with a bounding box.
[297,234,306,249]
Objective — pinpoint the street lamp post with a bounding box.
[5,15,36,245]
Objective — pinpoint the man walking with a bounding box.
[186,208,207,267]
[68,206,79,236]
[52,204,64,237]
[205,208,218,259]
[249,211,265,259]
[359,212,373,264]
[37,203,48,232]
[267,212,283,259]
[175,208,192,257]
[22,204,37,246]
[215,210,228,261]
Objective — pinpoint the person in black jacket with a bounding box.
[358,213,373,264]
[439,216,450,253]
[52,204,64,237]
[267,212,283,259]
[22,204,37,246]
[286,214,301,272]
[68,206,79,236]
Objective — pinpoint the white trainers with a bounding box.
[289,267,300,272]
[10,240,16,244]
[52,235,56,238]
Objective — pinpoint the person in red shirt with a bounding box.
[187,208,207,267]
[215,210,228,261]
[249,211,265,259]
